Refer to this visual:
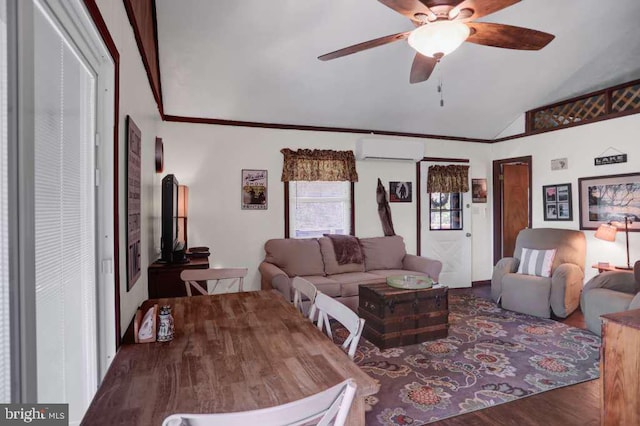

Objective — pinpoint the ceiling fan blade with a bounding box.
[451,0,520,21]
[377,0,436,22]
[318,32,411,61]
[410,53,438,84]
[466,22,555,50]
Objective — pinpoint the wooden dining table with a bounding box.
[82,290,379,425]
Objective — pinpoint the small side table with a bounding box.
[592,264,633,273]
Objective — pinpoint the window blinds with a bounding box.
[33,2,97,421]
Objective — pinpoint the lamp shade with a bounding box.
[594,223,617,242]
[178,185,188,218]
[408,21,470,58]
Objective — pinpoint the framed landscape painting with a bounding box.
[543,183,572,221]
[578,172,640,231]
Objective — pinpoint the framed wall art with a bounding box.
[242,169,268,210]
[389,181,412,202]
[472,178,487,203]
[126,116,141,290]
[543,183,572,221]
[578,172,640,230]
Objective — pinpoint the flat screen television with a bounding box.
[161,174,185,263]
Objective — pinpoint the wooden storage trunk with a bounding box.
[358,282,448,349]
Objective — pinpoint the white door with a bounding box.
[420,161,472,288]
[31,0,115,422]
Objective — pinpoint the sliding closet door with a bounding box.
[33,1,97,422]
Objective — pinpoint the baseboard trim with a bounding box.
[472,280,491,287]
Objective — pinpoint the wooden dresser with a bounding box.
[600,309,640,426]
[147,256,209,298]
[358,282,448,349]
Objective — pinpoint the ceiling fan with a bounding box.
[318,0,555,83]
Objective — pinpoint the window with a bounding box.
[430,192,463,230]
[288,181,353,238]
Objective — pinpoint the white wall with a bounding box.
[96,0,161,336]
[491,113,640,281]
[159,122,495,290]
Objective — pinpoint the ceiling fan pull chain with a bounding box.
[438,72,444,107]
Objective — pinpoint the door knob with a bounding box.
[466,233,472,237]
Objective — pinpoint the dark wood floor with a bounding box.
[431,285,600,426]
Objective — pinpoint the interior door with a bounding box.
[502,164,530,257]
[420,161,472,288]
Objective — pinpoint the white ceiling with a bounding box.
[155,0,640,140]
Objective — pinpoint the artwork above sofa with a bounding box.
[259,235,442,311]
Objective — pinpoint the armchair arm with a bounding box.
[582,270,637,294]
[258,262,292,299]
[491,257,518,303]
[550,263,584,318]
[580,270,637,315]
[403,254,443,282]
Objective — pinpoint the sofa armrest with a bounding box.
[258,262,292,299]
[403,254,443,282]
[550,263,584,318]
[491,257,518,302]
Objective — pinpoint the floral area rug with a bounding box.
[339,293,601,425]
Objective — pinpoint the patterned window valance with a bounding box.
[280,149,359,182]
[427,165,470,193]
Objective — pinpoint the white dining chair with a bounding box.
[292,277,318,321]
[180,268,248,296]
[315,292,365,360]
[162,378,357,426]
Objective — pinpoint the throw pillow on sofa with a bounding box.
[319,237,365,275]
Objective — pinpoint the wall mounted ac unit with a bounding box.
[355,138,424,162]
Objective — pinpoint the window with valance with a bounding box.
[427,165,469,230]
[280,149,359,182]
[281,149,358,238]
[426,165,470,193]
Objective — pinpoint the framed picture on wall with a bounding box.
[578,172,640,230]
[543,183,572,221]
[242,169,268,210]
[472,178,487,203]
[126,116,141,290]
[389,181,412,202]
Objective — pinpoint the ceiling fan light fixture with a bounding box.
[408,21,470,58]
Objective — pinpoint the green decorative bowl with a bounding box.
[386,275,433,290]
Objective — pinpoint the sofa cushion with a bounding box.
[359,236,406,271]
[300,275,341,298]
[502,273,552,318]
[264,238,324,277]
[327,272,386,297]
[319,237,365,275]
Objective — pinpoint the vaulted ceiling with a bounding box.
[152,0,640,140]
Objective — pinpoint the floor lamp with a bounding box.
[594,216,635,270]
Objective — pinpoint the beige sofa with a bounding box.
[259,235,442,311]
